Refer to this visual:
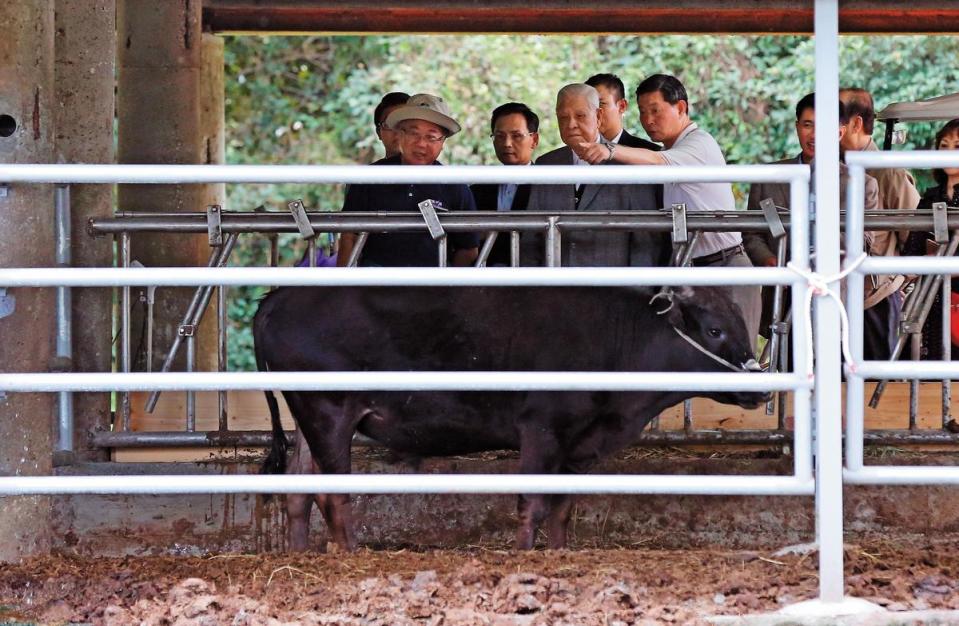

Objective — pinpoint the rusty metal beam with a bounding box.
[202,1,959,34]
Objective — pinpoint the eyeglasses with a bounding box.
[491,132,534,143]
[398,128,446,144]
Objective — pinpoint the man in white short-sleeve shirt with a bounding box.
[575,73,761,349]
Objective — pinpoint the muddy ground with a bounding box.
[1,537,958,625]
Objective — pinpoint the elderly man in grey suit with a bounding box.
[524,83,665,267]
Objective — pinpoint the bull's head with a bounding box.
[651,286,769,409]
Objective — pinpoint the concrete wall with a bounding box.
[0,0,57,562]
[117,0,224,373]
[54,0,116,464]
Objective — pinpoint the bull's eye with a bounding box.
[707,328,723,338]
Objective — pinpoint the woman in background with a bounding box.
[902,118,959,358]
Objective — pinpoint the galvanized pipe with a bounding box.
[186,334,196,432]
[475,231,497,267]
[217,282,228,431]
[943,275,953,426]
[0,162,812,186]
[87,210,959,235]
[119,232,132,431]
[0,370,805,394]
[87,428,959,449]
[144,235,238,413]
[346,232,368,268]
[0,473,815,497]
[545,216,560,267]
[54,185,73,453]
[869,231,959,408]
[0,265,801,288]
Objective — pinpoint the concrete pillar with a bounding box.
[54,0,116,463]
[118,0,224,372]
[0,1,56,561]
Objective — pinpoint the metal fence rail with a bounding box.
[0,160,813,502]
[845,150,959,489]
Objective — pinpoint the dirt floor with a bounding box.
[1,537,958,625]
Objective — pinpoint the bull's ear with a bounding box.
[666,287,695,330]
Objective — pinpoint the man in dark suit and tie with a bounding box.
[524,83,664,267]
[471,102,539,266]
[586,73,663,208]
[585,73,660,151]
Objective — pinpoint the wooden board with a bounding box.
[114,382,956,462]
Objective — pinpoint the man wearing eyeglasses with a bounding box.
[337,93,479,267]
[470,102,540,266]
[524,83,664,267]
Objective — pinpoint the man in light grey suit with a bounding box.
[524,83,665,267]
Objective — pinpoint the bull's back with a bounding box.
[254,286,657,373]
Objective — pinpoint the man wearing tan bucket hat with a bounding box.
[338,93,479,267]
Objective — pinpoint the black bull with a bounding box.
[255,285,765,551]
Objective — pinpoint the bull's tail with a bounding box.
[260,388,288,477]
[254,299,288,479]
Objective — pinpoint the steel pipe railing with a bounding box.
[0,473,814,497]
[0,162,808,186]
[846,150,959,492]
[87,209,959,235]
[0,265,801,288]
[0,371,804,394]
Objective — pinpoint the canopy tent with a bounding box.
[878,92,959,122]
[876,92,959,148]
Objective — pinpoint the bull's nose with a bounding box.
[741,358,763,372]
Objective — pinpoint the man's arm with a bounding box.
[573,141,668,166]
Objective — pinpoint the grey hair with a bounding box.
[556,83,599,111]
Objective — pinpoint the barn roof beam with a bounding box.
[202,1,959,35]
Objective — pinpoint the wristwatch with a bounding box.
[604,142,616,163]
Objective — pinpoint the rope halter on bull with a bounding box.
[648,290,763,373]
[650,251,868,380]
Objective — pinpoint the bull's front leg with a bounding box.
[515,424,562,550]
[545,493,575,549]
[284,429,321,551]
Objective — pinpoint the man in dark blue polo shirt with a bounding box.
[337,93,479,267]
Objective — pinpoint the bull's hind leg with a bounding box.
[288,394,360,552]
[284,429,320,551]
[516,426,562,550]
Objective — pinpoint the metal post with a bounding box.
[217,281,228,432]
[475,232,497,267]
[944,274,953,426]
[144,235,237,414]
[437,236,448,268]
[545,217,561,267]
[186,332,196,432]
[510,231,520,267]
[119,231,132,431]
[54,185,74,454]
[845,165,866,473]
[813,0,844,603]
[910,334,921,429]
[346,232,368,268]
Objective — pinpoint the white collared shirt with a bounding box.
[496,161,532,211]
[570,134,603,189]
[660,122,742,258]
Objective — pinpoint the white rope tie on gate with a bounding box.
[785,253,868,380]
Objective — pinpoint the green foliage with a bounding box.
[223,33,959,370]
